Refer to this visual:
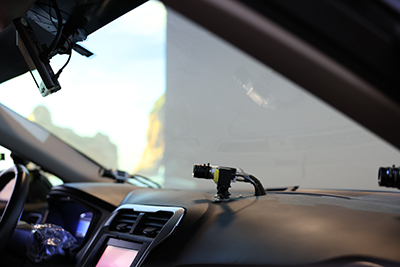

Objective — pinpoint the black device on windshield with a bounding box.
[14,17,61,97]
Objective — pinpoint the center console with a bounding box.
[77,204,185,267]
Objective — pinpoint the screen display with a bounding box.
[96,245,138,267]
[76,212,93,238]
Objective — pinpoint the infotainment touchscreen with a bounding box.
[96,239,142,267]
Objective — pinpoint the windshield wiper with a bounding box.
[99,168,161,189]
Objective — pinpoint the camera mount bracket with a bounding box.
[193,163,266,202]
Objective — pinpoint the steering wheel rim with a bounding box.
[0,164,30,252]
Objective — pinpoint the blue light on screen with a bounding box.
[76,212,93,238]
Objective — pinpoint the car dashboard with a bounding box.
[13,182,399,267]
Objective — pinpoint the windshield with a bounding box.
[1,0,400,191]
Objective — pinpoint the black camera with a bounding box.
[193,164,214,179]
[378,165,400,189]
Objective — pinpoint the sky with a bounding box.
[0,0,167,172]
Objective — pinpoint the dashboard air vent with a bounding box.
[109,210,140,233]
[134,211,173,238]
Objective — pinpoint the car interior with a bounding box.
[1,0,400,266]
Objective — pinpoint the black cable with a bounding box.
[45,0,63,59]
[130,174,162,188]
[99,168,161,189]
[249,174,267,196]
[53,36,72,80]
[27,6,69,37]
[54,50,71,79]
[35,2,71,17]
[236,174,266,196]
[41,1,72,79]
[126,178,151,188]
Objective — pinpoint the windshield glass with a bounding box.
[1,0,400,191]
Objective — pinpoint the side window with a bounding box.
[0,145,13,170]
[0,146,15,201]
[0,146,63,203]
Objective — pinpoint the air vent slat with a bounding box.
[134,211,173,238]
[147,215,170,222]
[109,210,140,233]
[141,222,165,229]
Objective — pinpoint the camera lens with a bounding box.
[193,164,212,179]
[378,166,400,189]
[378,167,390,187]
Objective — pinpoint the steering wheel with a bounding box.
[0,164,30,252]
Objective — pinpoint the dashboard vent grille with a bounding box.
[109,210,140,233]
[134,211,173,238]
